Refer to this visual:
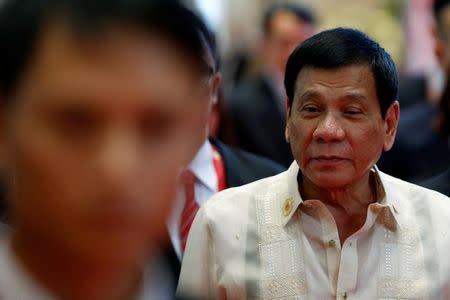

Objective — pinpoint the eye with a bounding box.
[139,112,172,140]
[346,110,361,115]
[344,107,364,115]
[301,104,321,113]
[55,108,96,137]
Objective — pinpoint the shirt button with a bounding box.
[328,239,336,247]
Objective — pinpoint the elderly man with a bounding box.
[178,28,450,299]
[0,0,212,299]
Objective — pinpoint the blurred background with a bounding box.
[180,0,449,187]
[188,0,435,79]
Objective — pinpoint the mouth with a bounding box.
[313,155,346,160]
[311,155,348,165]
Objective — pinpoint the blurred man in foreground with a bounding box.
[0,0,211,299]
[178,28,450,299]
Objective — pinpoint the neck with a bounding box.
[300,172,377,214]
[11,233,143,300]
[300,172,378,243]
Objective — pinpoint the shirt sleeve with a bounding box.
[176,206,217,299]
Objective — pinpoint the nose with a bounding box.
[95,129,139,188]
[312,112,346,143]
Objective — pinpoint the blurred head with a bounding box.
[197,24,222,136]
[284,28,399,190]
[433,0,450,71]
[196,27,226,138]
[262,3,316,76]
[0,0,212,265]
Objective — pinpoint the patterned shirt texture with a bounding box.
[177,162,450,300]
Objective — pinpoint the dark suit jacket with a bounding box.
[398,74,426,109]
[166,138,286,288]
[226,74,293,167]
[377,102,450,182]
[420,168,450,197]
[210,138,286,187]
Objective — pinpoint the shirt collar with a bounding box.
[281,162,405,229]
[280,162,304,227]
[188,140,217,192]
[0,235,55,300]
[374,165,407,229]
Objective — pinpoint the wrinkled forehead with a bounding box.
[292,64,377,103]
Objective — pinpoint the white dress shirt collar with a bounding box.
[282,162,404,228]
[0,236,55,300]
[188,140,217,192]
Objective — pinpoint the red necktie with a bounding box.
[180,169,199,252]
[180,148,226,252]
[212,146,227,191]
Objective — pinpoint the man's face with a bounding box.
[285,65,399,189]
[2,23,210,264]
[265,11,314,76]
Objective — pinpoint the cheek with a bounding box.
[348,127,385,166]
[288,122,312,159]
[6,107,103,229]
[9,131,89,228]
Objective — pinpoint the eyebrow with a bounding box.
[341,92,368,102]
[297,90,321,103]
[297,90,368,104]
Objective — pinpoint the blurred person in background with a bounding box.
[225,3,316,167]
[420,71,450,196]
[178,28,450,299]
[377,0,450,182]
[166,23,285,284]
[0,0,211,299]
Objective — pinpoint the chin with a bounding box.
[309,173,354,190]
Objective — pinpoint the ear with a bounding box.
[210,72,222,105]
[382,101,400,151]
[285,97,291,143]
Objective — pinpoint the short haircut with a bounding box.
[0,0,213,99]
[284,27,398,118]
[262,3,315,36]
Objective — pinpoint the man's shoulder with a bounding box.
[420,168,450,197]
[381,171,450,216]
